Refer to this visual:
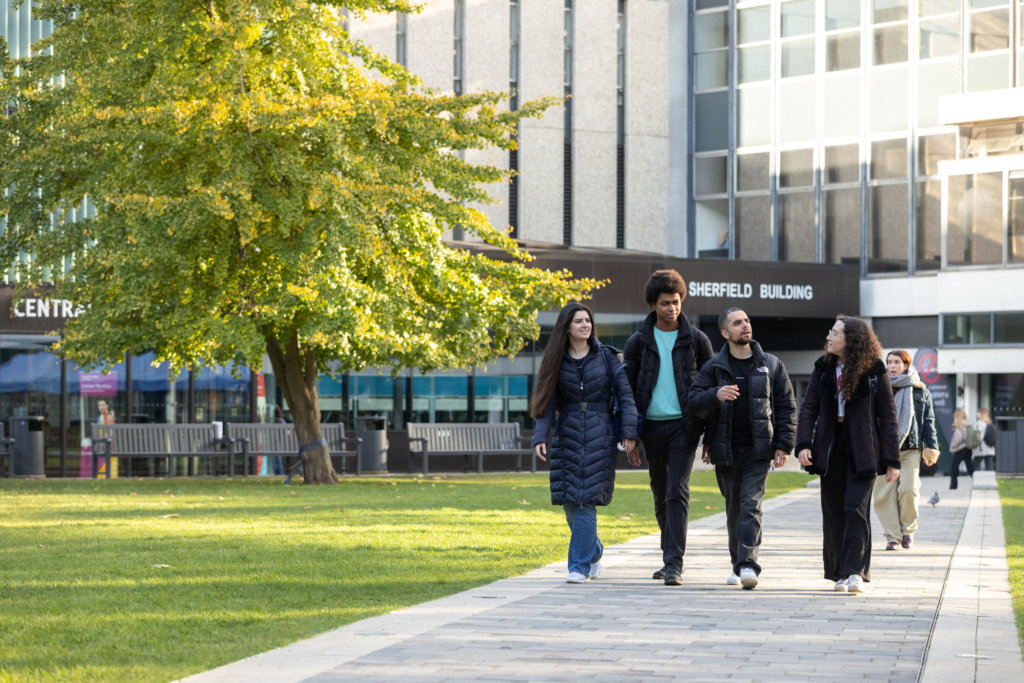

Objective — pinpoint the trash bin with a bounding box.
[356,416,388,474]
[9,416,46,478]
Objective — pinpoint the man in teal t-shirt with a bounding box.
[623,270,713,586]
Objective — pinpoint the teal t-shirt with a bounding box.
[647,327,682,420]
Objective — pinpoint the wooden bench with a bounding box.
[90,424,242,478]
[0,423,13,478]
[223,423,362,476]
[406,423,534,475]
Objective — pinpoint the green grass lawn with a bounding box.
[1000,478,1024,654]
[0,471,807,682]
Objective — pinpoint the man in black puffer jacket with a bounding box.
[623,270,713,586]
[688,308,796,590]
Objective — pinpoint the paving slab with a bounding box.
[179,474,1023,682]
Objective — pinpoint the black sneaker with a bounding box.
[664,571,683,586]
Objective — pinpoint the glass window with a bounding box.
[970,9,1010,52]
[824,73,861,137]
[740,45,771,83]
[875,25,908,64]
[874,0,909,23]
[695,155,728,195]
[827,0,861,30]
[697,0,728,9]
[946,172,1004,266]
[918,133,955,176]
[919,0,959,16]
[967,53,1010,91]
[736,195,772,260]
[943,314,991,344]
[782,37,816,77]
[971,0,1008,9]
[871,67,909,132]
[916,180,942,270]
[920,17,959,58]
[695,199,730,256]
[826,144,860,184]
[738,86,772,147]
[1007,176,1024,263]
[737,153,770,192]
[739,5,771,43]
[778,192,816,262]
[918,61,959,127]
[695,91,728,152]
[868,183,909,273]
[695,11,729,51]
[824,188,862,264]
[827,32,860,71]
[782,0,816,37]
[871,138,907,179]
[696,51,729,90]
[780,148,814,187]
[994,313,1024,343]
[779,80,817,142]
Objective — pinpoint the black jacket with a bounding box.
[795,356,901,478]
[623,311,713,449]
[687,340,797,466]
[532,341,639,507]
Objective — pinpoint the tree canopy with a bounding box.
[0,0,598,482]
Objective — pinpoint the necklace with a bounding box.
[568,346,589,360]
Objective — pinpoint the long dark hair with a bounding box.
[830,316,882,400]
[530,302,595,418]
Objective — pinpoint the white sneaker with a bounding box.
[588,561,602,579]
[845,574,865,594]
[726,573,741,586]
[566,572,589,584]
[834,577,848,592]
[739,567,758,589]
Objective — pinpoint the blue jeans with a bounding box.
[563,503,603,575]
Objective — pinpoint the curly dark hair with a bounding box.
[530,302,595,418]
[644,269,687,306]
[830,316,883,400]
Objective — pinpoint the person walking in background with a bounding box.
[623,270,713,586]
[531,302,639,584]
[688,308,796,589]
[872,350,939,551]
[796,316,900,594]
[973,407,996,471]
[948,409,973,489]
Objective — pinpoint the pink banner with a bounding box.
[79,372,118,396]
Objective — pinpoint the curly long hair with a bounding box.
[530,302,595,418]
[830,316,882,401]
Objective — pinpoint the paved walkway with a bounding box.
[182,473,1022,682]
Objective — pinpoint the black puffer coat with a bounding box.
[687,340,797,467]
[533,340,639,507]
[795,356,900,478]
[623,311,713,449]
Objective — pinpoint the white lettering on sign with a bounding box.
[687,281,814,301]
[687,282,753,299]
[759,284,814,300]
[12,298,85,319]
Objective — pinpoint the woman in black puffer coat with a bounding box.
[531,302,639,584]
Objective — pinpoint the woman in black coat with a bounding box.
[531,302,639,584]
[796,316,900,594]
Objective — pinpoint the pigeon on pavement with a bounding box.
[928,491,940,506]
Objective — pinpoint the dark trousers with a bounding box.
[819,423,874,582]
[643,418,695,573]
[949,448,974,489]
[715,454,772,576]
